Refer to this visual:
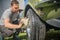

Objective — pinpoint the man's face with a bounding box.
[11,4,19,12]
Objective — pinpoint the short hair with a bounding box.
[11,0,19,6]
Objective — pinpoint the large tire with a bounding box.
[25,5,46,40]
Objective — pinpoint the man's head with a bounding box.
[11,0,19,12]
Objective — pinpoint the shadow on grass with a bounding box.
[5,29,60,40]
[45,29,60,40]
[5,32,27,40]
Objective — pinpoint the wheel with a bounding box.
[25,6,46,40]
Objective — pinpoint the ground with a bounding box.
[4,29,60,40]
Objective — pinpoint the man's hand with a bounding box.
[18,17,29,28]
[23,18,29,26]
[19,18,26,24]
[20,17,29,26]
[18,18,25,28]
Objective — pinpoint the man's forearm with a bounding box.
[4,18,24,29]
[5,22,23,29]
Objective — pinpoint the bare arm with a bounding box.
[4,18,23,29]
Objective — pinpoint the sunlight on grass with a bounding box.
[5,32,27,40]
[18,32,26,37]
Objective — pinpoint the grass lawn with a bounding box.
[4,29,60,40]
[45,29,60,40]
[5,32,27,40]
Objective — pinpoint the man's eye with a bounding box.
[15,8,18,9]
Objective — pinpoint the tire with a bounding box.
[25,7,46,40]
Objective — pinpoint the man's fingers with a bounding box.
[23,18,29,26]
[20,18,29,26]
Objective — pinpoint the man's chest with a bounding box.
[9,13,20,24]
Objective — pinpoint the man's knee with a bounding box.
[0,25,13,37]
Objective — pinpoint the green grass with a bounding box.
[4,29,60,40]
[45,29,60,40]
[5,32,27,40]
[18,33,27,40]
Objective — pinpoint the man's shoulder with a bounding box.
[2,8,11,16]
[2,8,10,15]
[4,8,11,13]
[1,8,11,18]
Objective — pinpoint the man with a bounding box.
[0,0,26,40]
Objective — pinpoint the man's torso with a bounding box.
[0,8,24,25]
